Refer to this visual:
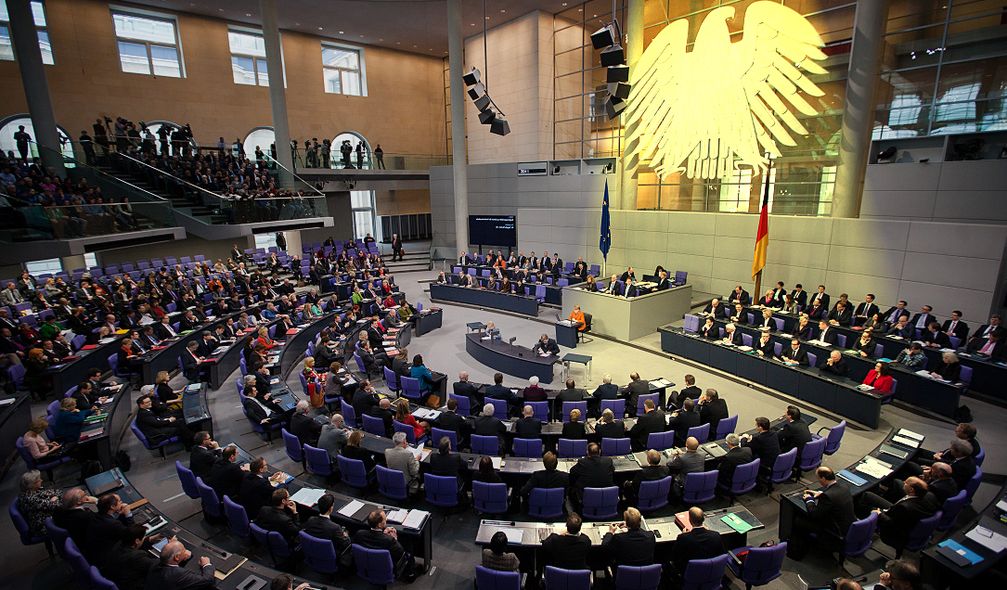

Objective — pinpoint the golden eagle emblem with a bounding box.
[623,2,827,180]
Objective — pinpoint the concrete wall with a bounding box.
[97,235,247,266]
[432,163,1007,322]
[861,160,1007,224]
[463,11,554,164]
[0,0,446,156]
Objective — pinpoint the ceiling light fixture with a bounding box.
[245,13,252,17]
[338,30,344,34]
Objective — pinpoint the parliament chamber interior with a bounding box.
[1,1,1007,589]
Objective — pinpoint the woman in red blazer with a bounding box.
[862,361,895,394]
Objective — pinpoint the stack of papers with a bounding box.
[338,499,365,518]
[855,456,893,479]
[649,378,673,388]
[879,444,909,460]
[898,428,925,441]
[386,509,409,523]
[966,523,1007,552]
[402,509,429,530]
[289,487,326,506]
[412,407,441,421]
[408,446,432,462]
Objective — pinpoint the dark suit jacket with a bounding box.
[820,359,849,376]
[593,383,620,400]
[781,345,809,365]
[949,456,976,490]
[743,431,781,468]
[428,452,465,477]
[352,389,379,418]
[53,507,95,545]
[136,408,176,443]
[828,307,853,327]
[290,412,322,446]
[562,421,587,439]
[514,416,542,437]
[453,381,481,405]
[933,361,961,382]
[105,541,157,590]
[928,478,958,505]
[522,385,548,401]
[145,562,216,590]
[703,303,728,319]
[238,473,273,518]
[602,529,656,566]
[352,528,406,565]
[807,482,856,538]
[672,385,702,409]
[717,446,754,488]
[84,512,133,564]
[629,409,667,450]
[923,330,952,349]
[778,420,812,454]
[521,468,570,496]
[484,384,517,406]
[542,533,591,570]
[671,528,724,574]
[303,515,349,551]
[942,320,969,340]
[699,324,719,339]
[698,399,728,434]
[557,388,587,402]
[911,313,937,331]
[878,495,938,549]
[472,415,507,437]
[434,411,466,433]
[570,455,615,492]
[243,397,280,425]
[206,458,245,499]
[255,505,301,546]
[631,464,670,492]
[668,409,701,446]
[596,420,626,440]
[532,338,560,355]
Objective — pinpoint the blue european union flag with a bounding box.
[599,179,611,261]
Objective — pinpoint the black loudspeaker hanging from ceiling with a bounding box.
[461,0,510,137]
[593,19,630,120]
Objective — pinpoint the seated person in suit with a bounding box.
[828,301,853,327]
[755,330,775,356]
[591,373,620,410]
[667,437,706,498]
[434,398,468,437]
[795,314,816,340]
[453,371,481,408]
[697,388,728,434]
[595,408,626,440]
[629,399,666,452]
[777,406,812,457]
[819,350,849,376]
[569,443,614,507]
[930,351,962,382]
[729,302,747,325]
[717,434,754,489]
[238,457,275,519]
[853,330,876,358]
[541,513,591,571]
[942,311,969,341]
[862,362,895,395]
[757,308,777,331]
[104,523,159,590]
[624,449,670,504]
[144,539,215,589]
[532,333,560,356]
[473,455,503,484]
[778,338,809,366]
[562,408,587,439]
[966,315,1002,350]
[206,445,248,500]
[303,493,350,554]
[787,467,856,560]
[482,531,520,572]
[669,374,702,409]
[670,508,725,577]
[367,398,396,438]
[181,341,207,382]
[668,398,701,447]
[341,429,375,471]
[189,431,221,480]
[135,394,191,449]
[602,507,656,567]
[699,317,718,339]
[702,298,728,320]
[289,400,322,446]
[254,489,302,551]
[484,372,519,412]
[242,382,284,427]
[722,323,743,346]
[857,477,938,553]
[922,321,951,349]
[428,436,465,478]
[522,375,548,401]
[514,405,542,437]
[729,285,751,306]
[471,403,507,452]
[520,451,569,499]
[741,417,781,478]
[886,315,914,339]
[970,329,1006,360]
[385,432,421,494]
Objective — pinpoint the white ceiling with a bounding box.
[132,0,577,56]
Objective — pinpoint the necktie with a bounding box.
[981,340,994,354]
[950,321,956,334]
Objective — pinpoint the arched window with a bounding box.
[243,127,275,161]
[330,131,370,169]
[141,119,195,155]
[0,114,72,161]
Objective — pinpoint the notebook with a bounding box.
[937,539,984,565]
[879,444,909,460]
[837,469,868,487]
[721,513,754,534]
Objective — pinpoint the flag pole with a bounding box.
[752,156,772,298]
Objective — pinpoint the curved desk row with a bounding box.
[465,332,559,384]
[431,283,539,316]
[47,336,124,403]
[725,304,1006,404]
[660,326,883,428]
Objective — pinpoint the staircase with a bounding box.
[378,241,431,274]
[96,164,229,225]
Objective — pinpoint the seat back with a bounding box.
[905,511,942,552]
[175,460,200,499]
[424,474,460,508]
[638,476,673,512]
[798,436,827,471]
[600,398,626,417]
[382,366,400,392]
[741,333,753,347]
[281,428,304,463]
[476,565,521,590]
[513,438,543,458]
[682,554,730,590]
[683,470,718,504]
[304,444,333,477]
[528,487,565,519]
[715,415,739,440]
[616,564,662,590]
[89,565,118,590]
[736,542,787,586]
[430,427,459,451]
[64,538,91,578]
[393,420,418,444]
[352,543,394,583]
[545,566,591,590]
[687,423,710,443]
[401,376,423,400]
[453,394,472,416]
[340,400,358,427]
[823,420,847,455]
[488,398,509,420]
[582,486,620,520]
[362,413,387,437]
[965,467,982,500]
[959,365,972,386]
[557,438,587,458]
[528,401,550,422]
[729,458,761,495]
[807,352,818,368]
[646,431,674,451]
[336,455,370,489]
[222,495,250,538]
[937,490,969,531]
[250,523,291,564]
[471,434,499,456]
[836,333,848,349]
[636,393,659,416]
[376,465,408,500]
[975,447,985,467]
[299,531,339,574]
[473,481,509,514]
[561,401,588,422]
[602,437,631,456]
[9,500,39,545]
[771,448,799,483]
[844,512,878,558]
[195,476,222,518]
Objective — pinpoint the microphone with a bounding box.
[508,337,517,345]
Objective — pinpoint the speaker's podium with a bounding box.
[555,320,580,348]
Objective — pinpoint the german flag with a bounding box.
[751,171,770,280]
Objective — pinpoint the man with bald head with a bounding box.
[145,539,214,589]
[667,437,706,499]
[626,449,670,504]
[864,476,939,552]
[52,487,97,545]
[670,507,724,577]
[453,370,481,407]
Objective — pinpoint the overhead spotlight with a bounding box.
[462,68,481,86]
[605,96,627,120]
[490,117,510,136]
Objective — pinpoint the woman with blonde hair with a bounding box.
[394,397,428,440]
[155,370,183,408]
[256,326,276,350]
[22,416,63,460]
[18,470,65,538]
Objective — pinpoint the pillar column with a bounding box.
[7,0,64,175]
[281,231,302,257]
[618,0,644,210]
[447,0,469,252]
[60,254,86,272]
[259,0,294,186]
[832,0,890,218]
